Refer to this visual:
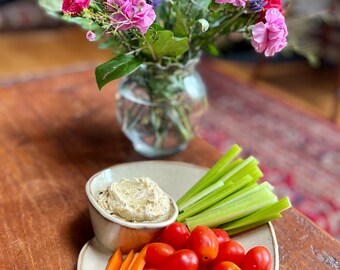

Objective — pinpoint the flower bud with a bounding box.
[197,19,209,32]
[86,31,96,41]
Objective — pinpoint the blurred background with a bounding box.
[0,0,339,124]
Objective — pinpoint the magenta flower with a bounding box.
[215,0,247,7]
[109,0,156,34]
[251,8,288,57]
[62,0,90,15]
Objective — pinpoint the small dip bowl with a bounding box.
[85,164,179,254]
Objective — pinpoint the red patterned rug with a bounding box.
[198,60,340,239]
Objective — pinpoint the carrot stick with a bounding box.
[105,248,123,270]
[120,250,135,270]
[126,252,139,270]
[127,245,148,270]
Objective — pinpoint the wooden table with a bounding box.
[1,61,339,269]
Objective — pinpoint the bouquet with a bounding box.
[39,0,288,89]
[39,0,288,157]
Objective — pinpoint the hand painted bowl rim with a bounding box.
[85,165,179,229]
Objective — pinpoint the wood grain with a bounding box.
[273,209,340,269]
[0,68,220,269]
[0,61,339,269]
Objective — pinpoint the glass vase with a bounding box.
[115,58,207,158]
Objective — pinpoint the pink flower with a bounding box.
[86,31,96,41]
[62,0,90,15]
[109,0,156,34]
[251,8,288,57]
[215,0,247,7]
[259,0,284,20]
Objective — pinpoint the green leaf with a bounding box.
[38,0,62,12]
[95,55,143,90]
[173,11,189,37]
[193,0,212,11]
[62,16,100,31]
[145,29,189,58]
[204,43,220,56]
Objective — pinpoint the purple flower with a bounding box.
[62,0,90,15]
[150,0,162,8]
[215,0,247,7]
[249,0,267,13]
[251,8,288,56]
[110,0,156,34]
[86,31,96,41]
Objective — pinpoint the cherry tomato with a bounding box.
[212,240,245,267]
[212,228,230,245]
[198,264,210,270]
[160,222,190,250]
[242,246,272,270]
[157,249,199,270]
[212,261,241,270]
[144,242,175,267]
[187,225,219,264]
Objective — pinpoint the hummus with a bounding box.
[96,177,172,222]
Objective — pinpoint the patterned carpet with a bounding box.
[198,62,340,239]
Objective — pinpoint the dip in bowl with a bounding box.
[85,165,178,254]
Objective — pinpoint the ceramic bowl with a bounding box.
[85,165,179,254]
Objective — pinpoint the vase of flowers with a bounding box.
[39,0,288,157]
[116,57,207,157]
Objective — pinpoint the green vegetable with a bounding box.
[185,182,277,230]
[177,174,254,222]
[221,197,291,234]
[206,182,274,212]
[176,144,242,207]
[176,144,292,234]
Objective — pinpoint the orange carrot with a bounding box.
[126,252,139,270]
[106,248,123,270]
[127,245,148,270]
[119,249,135,270]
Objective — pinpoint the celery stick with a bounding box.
[177,175,254,222]
[249,166,264,181]
[221,197,291,230]
[185,188,278,231]
[204,158,244,186]
[218,156,258,184]
[178,180,224,212]
[224,161,264,185]
[177,181,235,222]
[224,214,282,235]
[179,157,260,211]
[177,158,243,210]
[177,144,242,205]
[206,181,273,212]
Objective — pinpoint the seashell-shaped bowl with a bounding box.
[85,164,179,254]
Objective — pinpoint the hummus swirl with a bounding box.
[96,177,172,222]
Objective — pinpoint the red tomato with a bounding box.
[212,240,245,267]
[144,242,175,267]
[212,228,230,245]
[157,249,199,270]
[159,222,190,250]
[187,225,219,264]
[242,246,272,270]
[198,264,210,270]
[212,261,241,270]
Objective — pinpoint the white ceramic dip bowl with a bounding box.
[85,163,179,254]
